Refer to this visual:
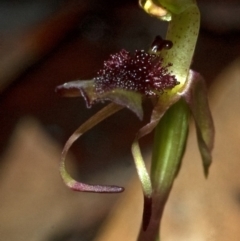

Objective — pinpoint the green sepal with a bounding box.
[183,71,214,176]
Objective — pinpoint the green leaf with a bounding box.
[151,98,189,193]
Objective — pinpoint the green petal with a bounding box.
[131,139,152,198]
[60,103,124,193]
[137,93,180,139]
[183,70,214,176]
[100,89,143,120]
[56,80,143,119]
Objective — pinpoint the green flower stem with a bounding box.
[137,1,200,240]
[137,98,189,241]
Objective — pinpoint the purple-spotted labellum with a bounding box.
[94,49,178,96]
[151,35,173,52]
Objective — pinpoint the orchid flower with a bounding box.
[55,39,179,193]
[56,0,214,240]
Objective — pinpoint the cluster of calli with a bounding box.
[55,0,214,240]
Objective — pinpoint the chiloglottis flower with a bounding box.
[55,36,214,198]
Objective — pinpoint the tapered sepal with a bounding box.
[183,70,214,176]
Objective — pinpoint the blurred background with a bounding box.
[0,0,240,240]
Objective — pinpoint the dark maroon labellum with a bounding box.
[94,49,178,96]
[151,35,173,52]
